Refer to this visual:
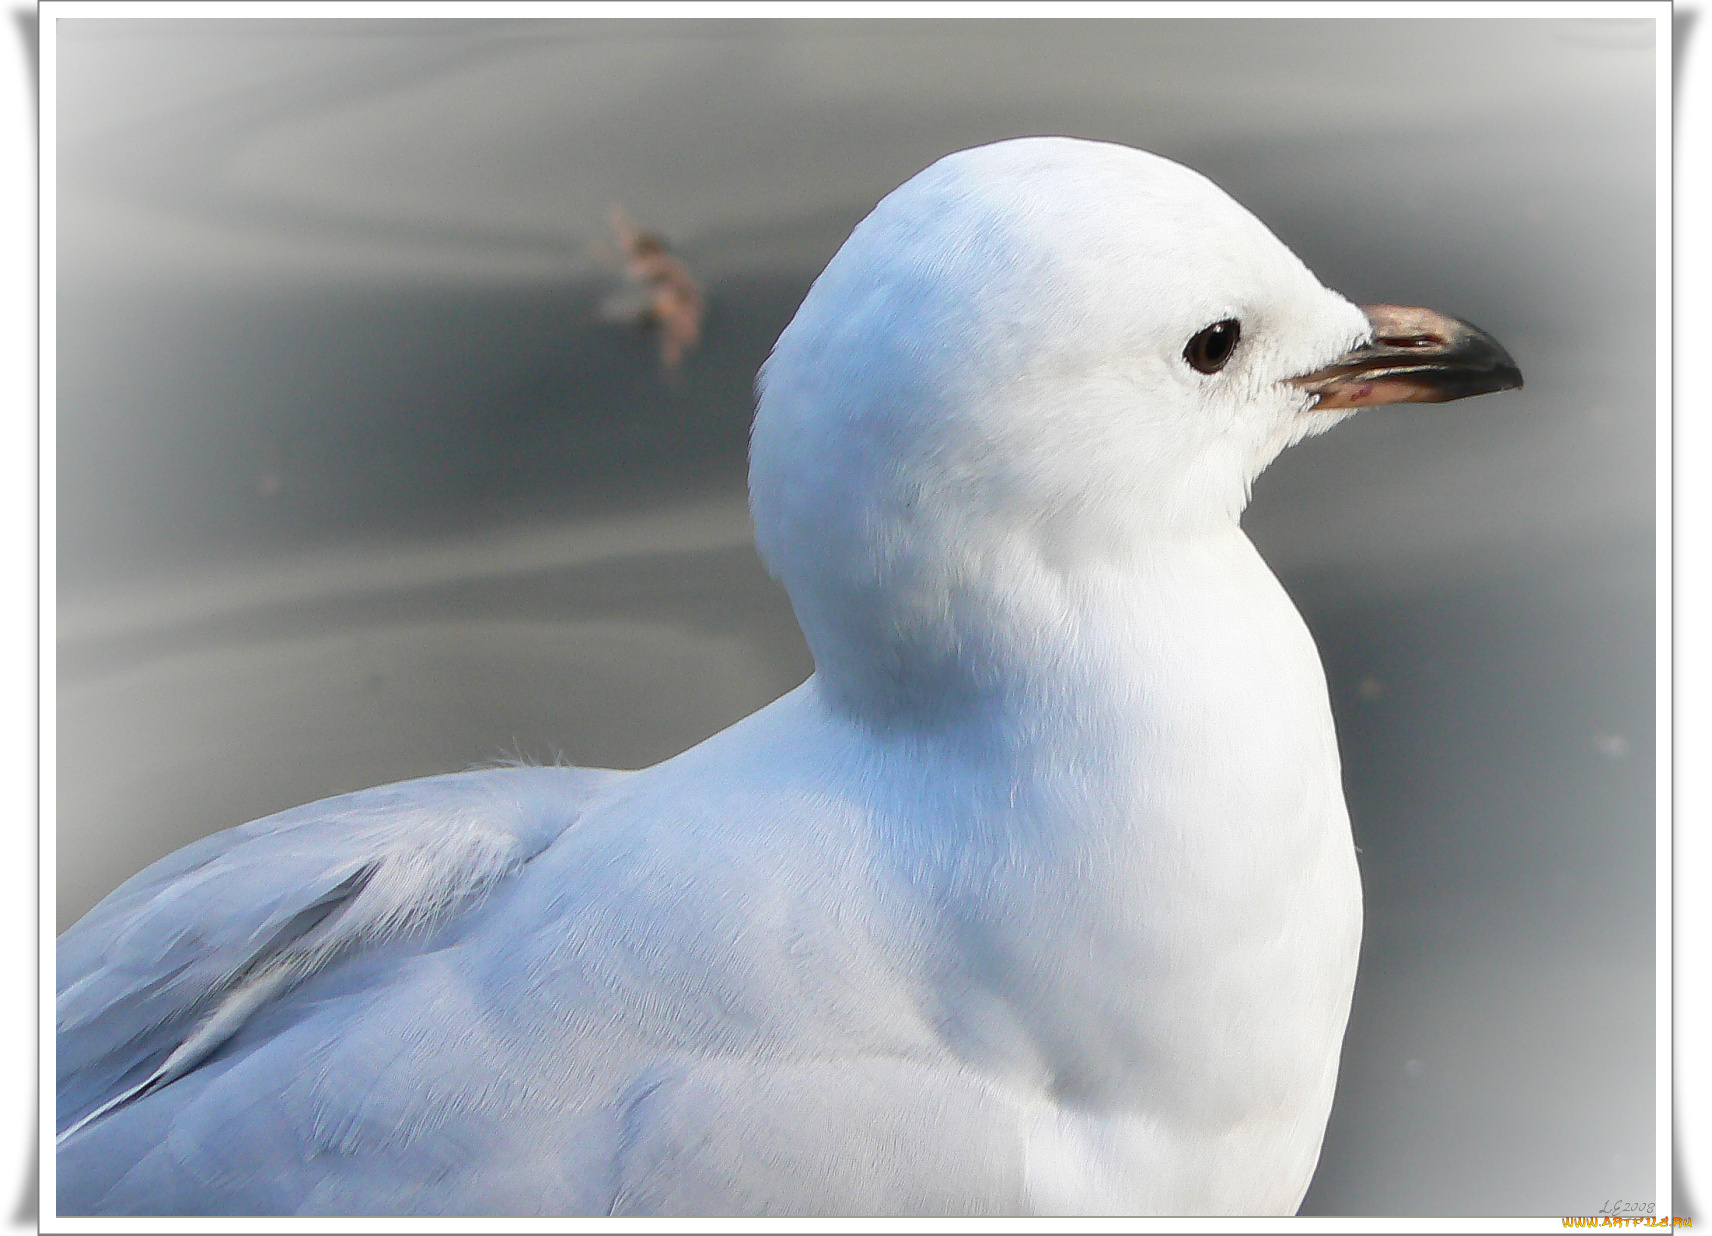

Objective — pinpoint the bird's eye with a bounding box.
[1184,319,1241,374]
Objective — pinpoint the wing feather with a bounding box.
[57,764,627,1139]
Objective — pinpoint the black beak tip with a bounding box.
[1458,322,1523,396]
[1433,359,1523,402]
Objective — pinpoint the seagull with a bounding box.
[56,136,1521,1217]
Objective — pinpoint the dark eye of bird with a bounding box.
[1184,318,1241,374]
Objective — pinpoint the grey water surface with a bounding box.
[55,17,1656,1216]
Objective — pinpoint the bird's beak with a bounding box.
[1288,304,1523,410]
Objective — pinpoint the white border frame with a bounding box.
[32,3,1679,1232]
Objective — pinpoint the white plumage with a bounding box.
[59,137,1517,1216]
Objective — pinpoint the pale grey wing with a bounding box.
[56,764,628,1141]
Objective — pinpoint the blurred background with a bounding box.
[54,16,1657,1217]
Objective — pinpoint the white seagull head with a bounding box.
[749,136,1520,723]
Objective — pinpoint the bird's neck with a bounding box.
[807,517,1263,734]
[822,525,1360,1139]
